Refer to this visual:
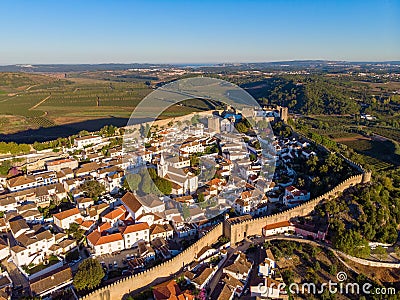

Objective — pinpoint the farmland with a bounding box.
[0,72,212,140]
[295,115,400,171]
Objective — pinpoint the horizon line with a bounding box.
[1,59,400,67]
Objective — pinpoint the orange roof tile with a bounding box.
[53,208,80,221]
[87,231,123,246]
[121,192,143,213]
[98,222,111,232]
[80,220,94,229]
[103,206,126,220]
[263,221,292,230]
[123,222,150,234]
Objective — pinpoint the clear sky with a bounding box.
[0,0,399,64]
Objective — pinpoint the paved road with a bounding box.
[2,260,28,288]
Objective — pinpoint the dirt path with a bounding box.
[29,95,51,110]
[334,135,371,143]
[25,84,38,91]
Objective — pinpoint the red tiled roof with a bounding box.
[80,220,94,229]
[53,208,80,221]
[123,222,150,234]
[103,206,126,220]
[87,231,123,246]
[98,222,111,232]
[153,280,194,300]
[46,158,76,166]
[263,221,292,230]
[121,192,143,213]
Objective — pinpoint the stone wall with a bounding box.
[81,223,223,300]
[337,251,400,268]
[225,174,364,244]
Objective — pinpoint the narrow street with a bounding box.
[208,239,252,295]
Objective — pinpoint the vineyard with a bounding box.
[0,72,214,139]
[370,127,400,143]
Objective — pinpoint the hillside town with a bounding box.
[0,106,344,299]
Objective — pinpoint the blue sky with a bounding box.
[0,0,399,64]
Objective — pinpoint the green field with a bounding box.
[0,72,214,137]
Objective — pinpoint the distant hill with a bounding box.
[1,60,399,73]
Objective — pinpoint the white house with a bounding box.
[87,231,125,256]
[283,186,310,207]
[53,208,82,230]
[262,221,294,236]
[74,135,102,148]
[158,155,198,195]
[121,192,165,221]
[76,197,94,209]
[223,252,252,282]
[122,222,150,249]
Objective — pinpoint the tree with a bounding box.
[235,122,248,133]
[81,180,105,199]
[147,168,158,180]
[395,246,400,258]
[198,193,205,202]
[154,177,172,195]
[67,222,84,241]
[191,114,200,125]
[123,173,142,191]
[73,259,105,291]
[139,175,152,194]
[329,264,337,275]
[372,246,387,260]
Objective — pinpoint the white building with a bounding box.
[283,186,310,207]
[262,221,294,236]
[53,208,82,230]
[74,135,102,148]
[87,231,125,256]
[220,119,235,133]
[158,155,198,195]
[122,222,150,249]
[46,158,79,172]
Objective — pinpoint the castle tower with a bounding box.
[207,116,220,133]
[279,106,288,123]
[362,171,372,184]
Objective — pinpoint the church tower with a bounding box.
[157,154,168,178]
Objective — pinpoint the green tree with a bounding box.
[198,193,205,202]
[329,264,337,275]
[81,180,105,199]
[154,177,172,195]
[139,175,152,194]
[73,259,105,291]
[123,173,142,191]
[191,114,200,125]
[235,122,248,133]
[372,245,387,260]
[66,222,84,241]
